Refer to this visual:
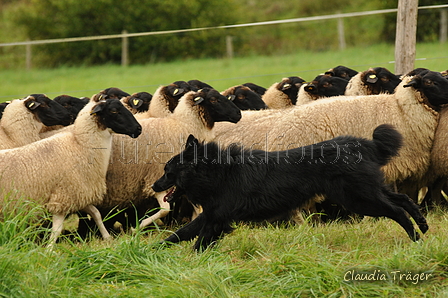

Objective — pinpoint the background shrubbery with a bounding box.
[0,0,447,68]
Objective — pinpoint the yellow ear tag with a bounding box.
[173,89,179,96]
[133,99,139,106]
[29,102,35,108]
[369,74,377,79]
[99,94,104,100]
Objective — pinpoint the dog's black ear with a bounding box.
[185,134,199,149]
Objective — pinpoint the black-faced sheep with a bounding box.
[262,76,306,109]
[214,70,448,195]
[143,81,193,118]
[325,65,358,80]
[187,79,214,90]
[121,92,153,114]
[0,94,72,149]
[53,95,89,121]
[221,85,268,110]
[242,82,267,96]
[101,87,131,99]
[303,74,349,99]
[79,88,242,235]
[345,67,402,96]
[0,97,142,246]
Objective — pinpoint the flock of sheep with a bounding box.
[1,65,448,246]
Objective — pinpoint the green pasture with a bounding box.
[0,202,447,298]
[1,42,447,101]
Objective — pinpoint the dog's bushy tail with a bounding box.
[372,124,403,166]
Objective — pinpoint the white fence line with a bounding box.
[1,4,447,48]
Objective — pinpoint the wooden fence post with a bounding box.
[26,41,32,71]
[122,30,129,67]
[226,35,234,59]
[394,0,419,75]
[440,9,447,43]
[337,16,346,50]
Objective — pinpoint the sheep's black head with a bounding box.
[90,98,142,138]
[403,70,448,108]
[187,79,214,91]
[325,65,358,80]
[123,92,153,113]
[25,94,72,126]
[165,81,193,112]
[304,75,348,97]
[362,67,401,94]
[277,76,306,105]
[227,86,268,110]
[192,88,242,125]
[100,87,130,99]
[242,82,267,96]
[53,95,88,122]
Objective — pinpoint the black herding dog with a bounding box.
[152,124,428,251]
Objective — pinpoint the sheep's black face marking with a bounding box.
[53,95,88,122]
[196,88,242,123]
[101,87,130,99]
[26,94,72,126]
[404,71,448,107]
[188,79,214,91]
[325,65,358,80]
[305,75,348,97]
[231,86,267,110]
[363,67,401,94]
[165,81,193,112]
[92,98,142,138]
[125,92,153,112]
[278,76,305,104]
[242,82,267,96]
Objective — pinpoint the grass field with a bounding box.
[1,203,447,298]
[1,43,448,297]
[1,42,447,101]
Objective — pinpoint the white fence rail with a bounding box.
[1,4,447,69]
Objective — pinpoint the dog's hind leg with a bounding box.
[383,189,429,234]
[164,213,206,244]
[335,191,421,242]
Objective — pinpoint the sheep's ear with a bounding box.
[193,96,204,105]
[403,78,420,88]
[227,95,236,101]
[185,134,199,149]
[171,88,184,96]
[25,99,41,111]
[366,74,378,83]
[130,98,143,108]
[90,102,105,115]
[281,83,291,90]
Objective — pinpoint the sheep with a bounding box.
[262,76,306,109]
[0,96,142,245]
[101,87,130,99]
[345,67,402,96]
[214,70,448,198]
[121,92,153,114]
[140,81,193,119]
[53,95,88,121]
[0,94,72,150]
[325,65,358,80]
[187,79,214,90]
[242,82,267,96]
[221,85,268,110]
[77,87,242,235]
[303,74,349,99]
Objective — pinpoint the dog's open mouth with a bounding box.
[164,186,177,202]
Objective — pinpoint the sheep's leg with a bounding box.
[47,213,65,248]
[139,191,171,229]
[82,205,112,240]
